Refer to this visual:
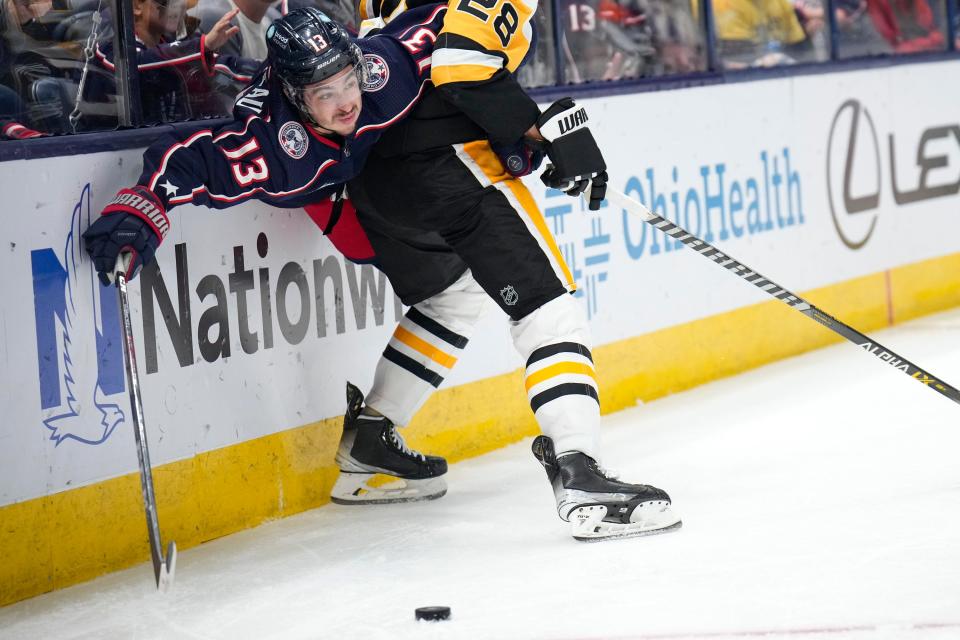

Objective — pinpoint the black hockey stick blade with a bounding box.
[606,187,960,407]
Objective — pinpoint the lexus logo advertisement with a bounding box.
[826,99,960,250]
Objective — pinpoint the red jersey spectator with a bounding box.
[865,0,945,52]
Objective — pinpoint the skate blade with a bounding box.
[330,472,447,505]
[570,503,683,542]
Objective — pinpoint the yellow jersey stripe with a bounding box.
[359,0,373,21]
[461,139,509,183]
[456,141,577,292]
[502,179,577,290]
[433,62,504,85]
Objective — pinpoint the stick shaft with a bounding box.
[607,188,960,406]
[117,272,176,590]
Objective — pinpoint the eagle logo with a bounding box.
[42,185,126,445]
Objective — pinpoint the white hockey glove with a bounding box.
[534,98,608,211]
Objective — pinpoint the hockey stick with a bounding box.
[605,187,960,407]
[115,254,177,591]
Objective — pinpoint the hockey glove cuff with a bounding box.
[490,139,545,178]
[535,98,608,210]
[83,186,169,286]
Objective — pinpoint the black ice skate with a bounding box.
[331,382,448,505]
[532,435,681,541]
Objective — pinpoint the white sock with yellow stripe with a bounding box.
[365,271,488,426]
[511,294,601,459]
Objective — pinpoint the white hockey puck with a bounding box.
[415,606,451,621]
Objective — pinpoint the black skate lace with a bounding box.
[386,425,426,461]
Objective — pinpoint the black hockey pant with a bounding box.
[348,141,601,458]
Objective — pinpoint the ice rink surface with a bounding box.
[3,308,960,640]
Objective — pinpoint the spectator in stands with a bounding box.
[95,0,259,124]
[836,0,867,27]
[0,0,58,138]
[192,0,356,65]
[517,2,556,87]
[560,0,620,82]
[795,0,826,33]
[712,0,825,67]
[286,0,355,31]
[560,0,703,83]
[794,0,829,57]
[0,83,31,138]
[863,0,945,52]
[596,0,658,79]
[834,0,892,55]
[2,0,53,41]
[636,0,705,73]
[195,0,281,60]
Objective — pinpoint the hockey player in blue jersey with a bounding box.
[82,4,454,500]
[83,4,445,281]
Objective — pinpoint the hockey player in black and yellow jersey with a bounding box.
[334,0,682,540]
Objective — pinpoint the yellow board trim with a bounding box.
[525,361,598,391]
[394,325,458,369]
[3,252,960,606]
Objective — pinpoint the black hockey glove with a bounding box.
[490,138,545,178]
[534,97,608,210]
[83,186,169,286]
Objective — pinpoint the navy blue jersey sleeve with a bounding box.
[352,3,447,128]
[96,35,208,75]
[96,34,257,84]
[210,52,260,84]
[130,6,447,214]
[135,70,344,211]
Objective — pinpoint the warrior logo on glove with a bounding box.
[532,98,608,211]
[557,107,588,135]
[109,189,170,238]
[82,186,168,286]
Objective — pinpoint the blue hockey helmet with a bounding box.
[266,8,367,119]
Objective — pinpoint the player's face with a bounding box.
[303,66,362,136]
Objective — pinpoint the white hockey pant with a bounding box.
[365,270,600,459]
